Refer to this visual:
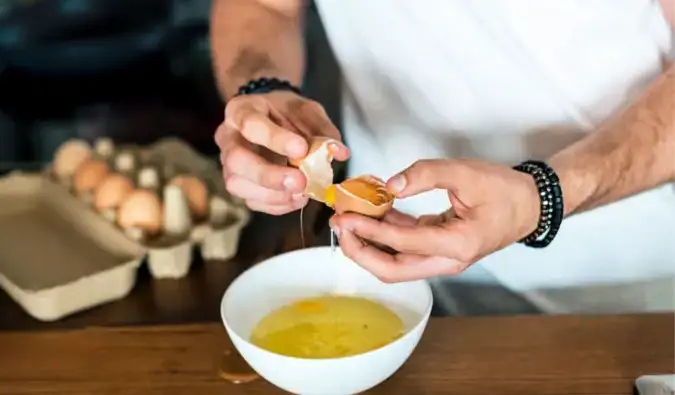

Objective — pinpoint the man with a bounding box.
[212,0,675,314]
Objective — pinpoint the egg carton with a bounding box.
[47,137,250,280]
[0,173,146,321]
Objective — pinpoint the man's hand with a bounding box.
[329,159,540,283]
[216,91,350,215]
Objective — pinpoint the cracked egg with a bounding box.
[290,137,395,219]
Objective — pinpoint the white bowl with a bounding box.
[221,246,433,395]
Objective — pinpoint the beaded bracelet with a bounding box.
[235,77,302,97]
[513,160,564,248]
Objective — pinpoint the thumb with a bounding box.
[386,159,463,198]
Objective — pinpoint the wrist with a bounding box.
[548,152,599,217]
[234,77,302,98]
[513,160,564,248]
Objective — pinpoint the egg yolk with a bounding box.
[324,184,337,207]
[340,178,390,205]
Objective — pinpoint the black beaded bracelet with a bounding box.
[513,160,564,248]
[235,77,302,97]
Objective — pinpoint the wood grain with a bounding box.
[1,314,672,394]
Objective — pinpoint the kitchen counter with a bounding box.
[1,313,672,394]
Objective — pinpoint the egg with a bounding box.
[117,190,163,236]
[326,175,395,219]
[52,139,92,181]
[73,159,110,195]
[288,137,337,203]
[289,137,395,218]
[93,173,135,211]
[169,175,208,219]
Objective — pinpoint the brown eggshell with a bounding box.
[288,137,338,202]
[53,139,92,179]
[117,190,163,233]
[93,174,135,211]
[73,159,110,195]
[288,136,337,168]
[169,175,208,219]
[333,175,395,219]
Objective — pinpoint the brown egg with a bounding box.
[73,159,110,195]
[53,139,92,180]
[288,137,338,202]
[169,175,208,219]
[327,175,395,219]
[117,190,163,234]
[93,174,135,211]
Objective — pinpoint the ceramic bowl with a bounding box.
[221,246,433,395]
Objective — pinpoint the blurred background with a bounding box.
[0,0,347,329]
[0,0,341,172]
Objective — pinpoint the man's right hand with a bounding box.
[216,91,350,215]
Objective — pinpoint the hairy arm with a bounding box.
[550,64,675,216]
[210,0,305,100]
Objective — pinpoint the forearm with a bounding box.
[550,65,675,216]
[210,0,305,100]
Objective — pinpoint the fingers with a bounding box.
[293,101,350,161]
[226,176,301,205]
[245,196,308,216]
[386,159,465,198]
[337,229,465,283]
[327,141,351,162]
[221,144,306,193]
[332,213,479,263]
[382,210,418,227]
[226,96,308,159]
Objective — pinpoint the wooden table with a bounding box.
[0,314,672,394]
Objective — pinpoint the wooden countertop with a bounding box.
[1,313,672,394]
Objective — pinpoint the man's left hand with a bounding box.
[329,159,542,283]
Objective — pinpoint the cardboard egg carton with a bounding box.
[0,138,250,321]
[0,173,146,321]
[49,137,251,280]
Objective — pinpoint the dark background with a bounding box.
[0,0,342,170]
[0,0,347,329]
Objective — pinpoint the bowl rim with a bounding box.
[220,246,434,362]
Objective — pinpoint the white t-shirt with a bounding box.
[314,0,675,313]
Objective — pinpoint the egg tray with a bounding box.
[0,139,249,322]
[51,137,251,280]
[0,173,145,322]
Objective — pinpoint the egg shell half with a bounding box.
[332,175,395,219]
[288,136,338,202]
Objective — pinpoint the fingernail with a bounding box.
[283,176,297,190]
[388,174,407,194]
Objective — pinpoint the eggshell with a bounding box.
[288,137,338,202]
[93,173,135,211]
[53,139,92,180]
[169,175,208,219]
[117,190,163,233]
[332,175,395,219]
[73,159,110,195]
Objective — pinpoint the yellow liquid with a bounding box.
[250,295,405,359]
